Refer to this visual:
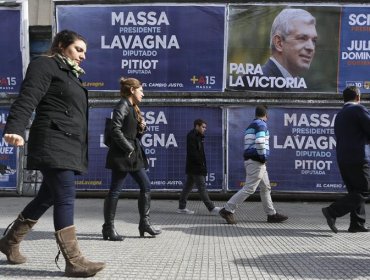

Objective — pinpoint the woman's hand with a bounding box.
[3,134,25,147]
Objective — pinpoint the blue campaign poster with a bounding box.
[0,108,17,190]
[227,107,345,193]
[0,8,23,93]
[76,106,223,191]
[338,7,370,94]
[56,5,225,92]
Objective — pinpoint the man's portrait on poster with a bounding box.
[229,8,318,92]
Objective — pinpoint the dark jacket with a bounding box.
[185,129,207,176]
[105,98,147,172]
[261,58,307,92]
[240,59,285,92]
[4,56,88,173]
[261,58,284,78]
[334,102,370,165]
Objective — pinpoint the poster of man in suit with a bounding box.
[226,5,340,93]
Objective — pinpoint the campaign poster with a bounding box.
[0,8,23,93]
[338,7,370,94]
[227,107,345,193]
[0,108,17,190]
[76,106,223,191]
[226,5,340,93]
[56,5,225,92]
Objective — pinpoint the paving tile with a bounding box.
[0,197,369,279]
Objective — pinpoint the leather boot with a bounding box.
[138,192,162,237]
[102,196,123,241]
[0,213,37,264]
[55,225,105,277]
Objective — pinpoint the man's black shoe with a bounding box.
[348,225,369,233]
[267,213,288,223]
[322,207,338,233]
[219,208,237,224]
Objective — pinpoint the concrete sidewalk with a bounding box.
[1,197,370,279]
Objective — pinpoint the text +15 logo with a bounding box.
[190,75,216,89]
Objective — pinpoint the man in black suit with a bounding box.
[322,86,370,233]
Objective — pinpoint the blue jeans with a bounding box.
[22,169,76,231]
[106,168,151,199]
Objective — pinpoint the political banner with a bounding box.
[0,108,17,190]
[56,5,225,92]
[338,7,370,94]
[227,107,345,193]
[76,106,223,191]
[226,5,340,93]
[0,8,23,93]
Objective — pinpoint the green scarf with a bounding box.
[57,54,85,78]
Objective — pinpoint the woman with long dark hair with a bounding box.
[103,77,161,240]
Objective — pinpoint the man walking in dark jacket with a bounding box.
[177,119,220,215]
[322,86,370,233]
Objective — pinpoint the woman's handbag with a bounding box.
[104,117,112,147]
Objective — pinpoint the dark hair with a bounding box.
[343,86,360,102]
[194,119,206,128]
[49,30,87,55]
[255,105,268,118]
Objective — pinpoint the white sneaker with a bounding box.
[177,208,195,214]
[210,206,221,215]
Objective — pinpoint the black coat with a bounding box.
[334,103,370,165]
[105,98,147,172]
[185,129,207,176]
[4,56,88,173]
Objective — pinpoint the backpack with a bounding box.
[104,117,112,147]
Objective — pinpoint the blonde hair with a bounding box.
[119,77,144,126]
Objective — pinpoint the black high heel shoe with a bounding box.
[102,224,124,241]
[102,196,123,241]
[138,219,162,237]
[138,192,161,237]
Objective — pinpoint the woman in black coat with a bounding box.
[0,30,105,277]
[103,77,161,240]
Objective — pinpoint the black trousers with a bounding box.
[107,168,151,199]
[327,163,370,227]
[179,174,214,211]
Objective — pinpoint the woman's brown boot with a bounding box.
[0,214,37,264]
[55,225,105,277]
